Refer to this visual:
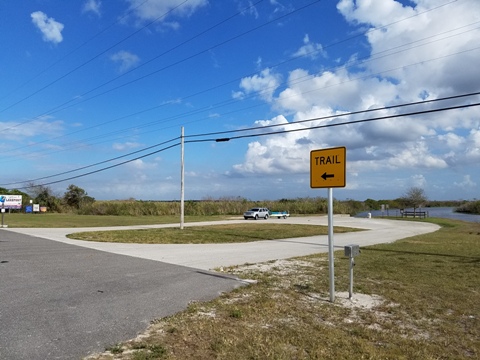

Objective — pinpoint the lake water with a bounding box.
[356,207,480,223]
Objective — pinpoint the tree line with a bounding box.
[0,184,94,212]
[1,184,477,215]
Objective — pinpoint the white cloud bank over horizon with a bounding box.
[229,0,480,200]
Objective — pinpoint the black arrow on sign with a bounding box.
[321,172,334,180]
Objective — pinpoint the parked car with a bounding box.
[243,207,270,220]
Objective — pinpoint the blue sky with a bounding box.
[1,0,479,201]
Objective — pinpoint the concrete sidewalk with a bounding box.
[5,216,440,270]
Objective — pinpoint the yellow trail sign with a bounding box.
[310,147,346,188]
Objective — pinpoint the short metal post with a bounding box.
[349,256,354,299]
[344,244,359,299]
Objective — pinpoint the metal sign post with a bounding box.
[310,147,346,303]
[327,188,335,302]
[0,196,5,228]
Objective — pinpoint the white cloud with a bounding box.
[337,0,411,25]
[126,159,157,171]
[128,159,147,170]
[83,0,101,16]
[468,128,480,147]
[112,142,142,151]
[239,1,259,19]
[358,117,435,144]
[235,68,282,102]
[275,68,397,113]
[125,0,207,25]
[410,174,427,189]
[293,34,325,60]
[0,117,64,141]
[269,0,292,14]
[232,116,313,175]
[231,0,480,200]
[234,141,306,175]
[110,50,140,72]
[454,175,476,189]
[387,141,447,169]
[337,0,480,99]
[31,11,64,44]
[438,132,464,149]
[465,128,480,162]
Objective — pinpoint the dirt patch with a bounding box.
[334,291,384,309]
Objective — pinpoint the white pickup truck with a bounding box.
[243,208,270,220]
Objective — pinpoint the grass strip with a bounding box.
[67,224,359,244]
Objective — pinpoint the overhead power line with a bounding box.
[5,35,479,162]
[184,91,480,139]
[4,0,451,136]
[42,0,459,122]
[0,0,475,186]
[5,95,479,190]
[0,138,179,187]
[0,0,152,103]
[1,0,466,158]
[11,142,181,190]
[0,0,190,117]
[0,0,303,131]
[186,102,480,144]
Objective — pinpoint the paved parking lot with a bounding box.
[0,231,244,360]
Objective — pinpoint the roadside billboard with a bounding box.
[0,195,23,209]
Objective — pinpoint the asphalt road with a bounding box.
[0,231,245,360]
[1,216,439,359]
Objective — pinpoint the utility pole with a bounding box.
[180,127,185,230]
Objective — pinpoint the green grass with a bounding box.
[85,218,480,360]
[1,213,230,228]
[67,224,359,244]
